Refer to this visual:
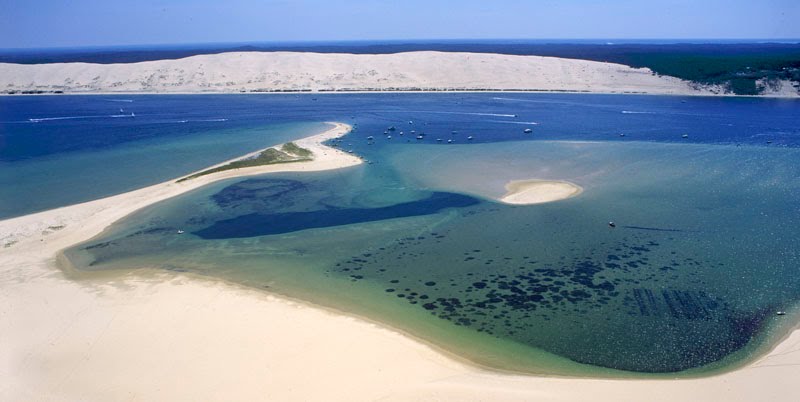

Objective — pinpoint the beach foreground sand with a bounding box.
[2,122,800,401]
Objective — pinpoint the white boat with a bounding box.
[467,136,474,140]
[177,230,185,234]
[523,128,533,133]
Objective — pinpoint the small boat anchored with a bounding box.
[177,230,185,234]
[523,128,533,133]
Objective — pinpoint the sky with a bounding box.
[1,0,799,49]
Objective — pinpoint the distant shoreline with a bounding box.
[0,51,737,97]
[1,89,796,98]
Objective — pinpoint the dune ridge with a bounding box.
[0,51,721,95]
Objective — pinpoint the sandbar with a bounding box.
[500,179,583,205]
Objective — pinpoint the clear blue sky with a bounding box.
[2,0,799,48]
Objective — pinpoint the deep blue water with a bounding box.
[2,93,798,218]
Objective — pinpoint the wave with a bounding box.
[621,110,658,114]
[195,118,229,122]
[105,99,134,103]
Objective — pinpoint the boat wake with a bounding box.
[28,114,136,123]
[487,120,539,125]
[380,110,518,118]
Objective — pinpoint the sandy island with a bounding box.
[2,122,800,401]
[500,179,583,205]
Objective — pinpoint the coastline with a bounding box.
[2,123,800,400]
[4,89,798,98]
[0,51,727,97]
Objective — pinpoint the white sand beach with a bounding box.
[0,51,727,96]
[499,179,583,205]
[2,122,800,401]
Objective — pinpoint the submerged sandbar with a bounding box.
[499,179,583,205]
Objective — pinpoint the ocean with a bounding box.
[3,93,800,375]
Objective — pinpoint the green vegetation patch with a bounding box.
[177,142,313,183]
[614,48,800,95]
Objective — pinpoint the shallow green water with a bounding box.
[65,138,800,376]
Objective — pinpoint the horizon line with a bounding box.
[3,38,800,53]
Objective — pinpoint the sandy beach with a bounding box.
[0,51,725,96]
[3,122,800,401]
[499,179,583,205]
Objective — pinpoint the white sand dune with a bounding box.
[0,51,722,95]
[2,122,800,401]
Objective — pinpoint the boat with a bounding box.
[682,134,689,138]
[436,138,443,142]
[387,135,392,139]
[416,135,424,140]
[388,126,396,131]
[524,128,533,133]
[451,131,458,134]
[467,136,474,140]
[447,139,453,143]
[366,136,374,140]
[619,133,626,137]
[777,311,787,316]
[131,112,135,117]
[608,222,616,228]
[177,230,185,234]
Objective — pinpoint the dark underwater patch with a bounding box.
[194,191,480,239]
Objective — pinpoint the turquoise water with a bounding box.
[6,93,799,375]
[3,93,798,217]
[66,138,800,376]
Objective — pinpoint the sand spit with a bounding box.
[0,51,725,96]
[2,123,800,401]
[500,179,583,205]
